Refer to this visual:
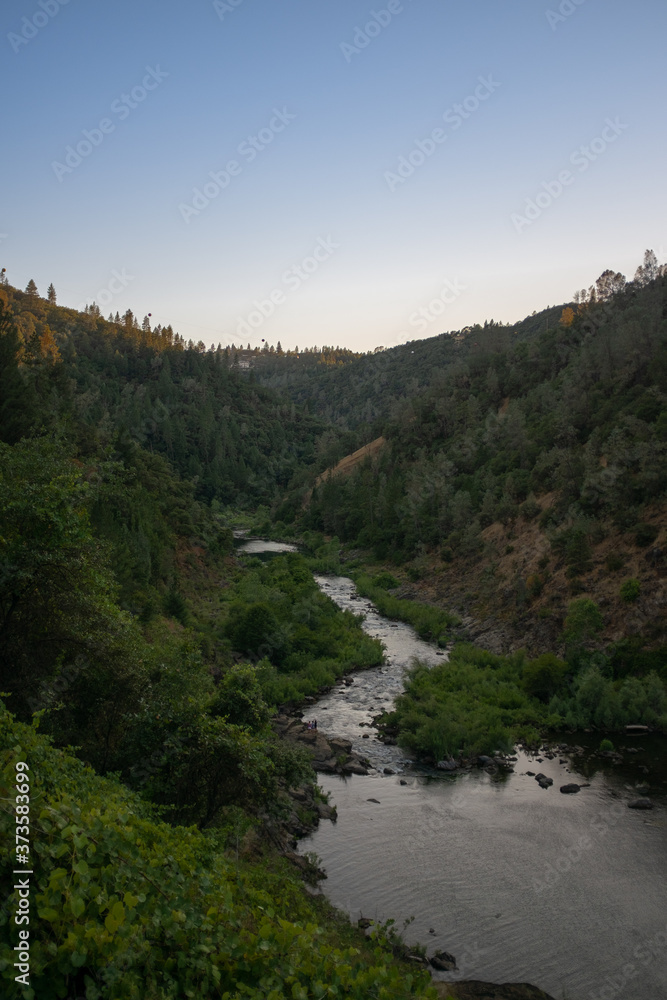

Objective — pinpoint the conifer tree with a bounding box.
[25,278,38,297]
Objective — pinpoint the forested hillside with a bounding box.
[1,281,327,505]
[0,279,435,997]
[306,257,666,551]
[2,254,667,995]
[251,303,566,466]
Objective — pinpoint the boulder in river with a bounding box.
[560,784,581,794]
[343,761,369,775]
[437,759,458,771]
[430,949,457,971]
[535,774,553,788]
[628,798,654,809]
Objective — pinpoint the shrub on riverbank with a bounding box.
[352,573,460,643]
[381,642,667,760]
[226,552,383,704]
[380,645,549,758]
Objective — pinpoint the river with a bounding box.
[239,542,667,999]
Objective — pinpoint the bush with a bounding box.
[634,523,659,548]
[523,653,569,702]
[209,664,271,730]
[163,588,189,625]
[561,598,604,660]
[620,578,641,602]
[605,552,626,572]
[371,572,400,589]
[521,495,541,520]
[599,738,614,751]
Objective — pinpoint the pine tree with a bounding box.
[634,249,659,287]
[47,283,56,304]
[25,278,38,297]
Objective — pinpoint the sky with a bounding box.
[2,0,666,352]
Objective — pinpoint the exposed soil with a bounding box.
[387,497,667,657]
[314,436,386,486]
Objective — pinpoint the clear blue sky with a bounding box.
[2,0,665,351]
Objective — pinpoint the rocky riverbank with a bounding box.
[270,714,561,999]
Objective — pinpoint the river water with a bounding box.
[304,576,667,1000]
[239,543,667,999]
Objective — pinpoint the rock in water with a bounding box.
[534,773,553,788]
[437,759,458,771]
[560,784,581,794]
[628,798,654,809]
[430,950,457,971]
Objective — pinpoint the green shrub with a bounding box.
[620,578,641,603]
[371,572,400,589]
[162,588,189,625]
[521,495,541,520]
[561,598,604,659]
[523,653,569,702]
[599,738,614,751]
[605,552,626,572]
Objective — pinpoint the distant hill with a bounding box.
[0,282,327,505]
[297,256,667,655]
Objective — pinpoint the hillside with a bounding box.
[0,277,439,996]
[0,282,327,506]
[2,256,666,997]
[298,254,667,660]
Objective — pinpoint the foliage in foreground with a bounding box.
[0,706,436,1000]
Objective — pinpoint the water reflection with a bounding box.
[302,573,667,1000]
